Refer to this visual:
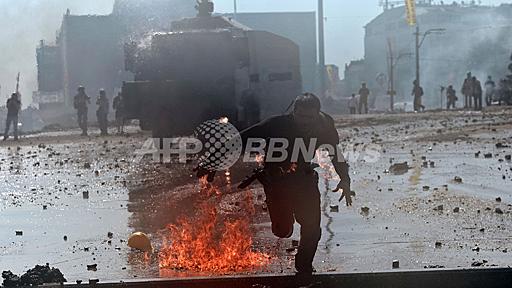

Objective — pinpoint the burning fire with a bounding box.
[158,177,270,273]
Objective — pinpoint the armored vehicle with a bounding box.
[122,0,302,137]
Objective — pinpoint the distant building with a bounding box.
[350,2,512,110]
[35,0,197,123]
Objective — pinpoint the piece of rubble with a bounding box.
[2,264,66,287]
[496,197,502,202]
[423,186,430,191]
[433,205,443,211]
[495,208,504,214]
[389,162,409,175]
[392,260,400,269]
[329,205,339,213]
[472,246,480,252]
[484,153,492,159]
[86,264,97,271]
[453,207,460,213]
[292,240,299,247]
[83,163,91,169]
[453,176,463,183]
[15,231,23,236]
[361,207,370,214]
[435,241,442,248]
[83,191,89,199]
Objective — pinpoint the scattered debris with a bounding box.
[453,207,460,213]
[495,208,504,215]
[453,176,463,183]
[435,241,442,248]
[424,265,445,269]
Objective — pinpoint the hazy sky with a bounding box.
[0,0,509,103]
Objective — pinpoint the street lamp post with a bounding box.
[414,26,445,87]
[233,0,237,20]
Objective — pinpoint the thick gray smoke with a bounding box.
[0,0,114,106]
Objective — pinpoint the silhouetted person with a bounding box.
[113,92,125,134]
[4,93,21,141]
[358,82,370,114]
[472,76,483,111]
[348,93,357,115]
[74,86,90,136]
[485,75,496,106]
[412,80,425,112]
[96,89,109,136]
[446,85,457,110]
[462,72,473,109]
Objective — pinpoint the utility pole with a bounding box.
[318,0,326,99]
[415,25,420,87]
[414,26,445,88]
[387,39,396,111]
[233,0,237,20]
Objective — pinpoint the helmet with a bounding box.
[127,232,153,252]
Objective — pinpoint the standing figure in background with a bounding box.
[113,92,125,134]
[348,93,358,115]
[461,72,473,109]
[484,76,496,106]
[412,80,425,112]
[472,76,483,111]
[74,86,90,136]
[446,85,457,110]
[358,82,370,114]
[96,89,109,136]
[4,93,21,141]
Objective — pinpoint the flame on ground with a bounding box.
[158,178,270,273]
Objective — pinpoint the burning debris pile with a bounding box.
[2,264,66,287]
[158,178,270,273]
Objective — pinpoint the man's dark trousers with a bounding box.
[263,172,321,273]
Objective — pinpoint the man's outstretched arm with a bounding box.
[331,147,352,206]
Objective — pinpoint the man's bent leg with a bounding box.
[13,116,18,140]
[264,184,294,239]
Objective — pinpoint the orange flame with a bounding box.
[158,179,269,273]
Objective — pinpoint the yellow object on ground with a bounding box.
[128,232,153,252]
